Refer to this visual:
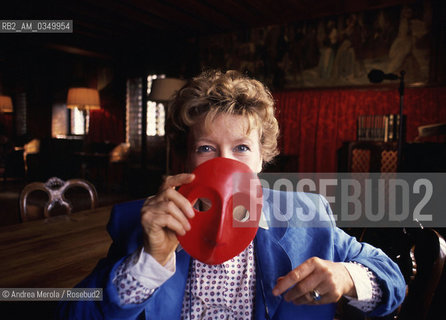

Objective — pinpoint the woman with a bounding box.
[58,70,405,319]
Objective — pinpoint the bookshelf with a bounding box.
[357,114,405,143]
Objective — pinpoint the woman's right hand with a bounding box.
[141,173,195,266]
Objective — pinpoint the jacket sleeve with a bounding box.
[56,200,150,320]
[320,196,407,317]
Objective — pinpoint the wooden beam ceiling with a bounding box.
[2,0,416,58]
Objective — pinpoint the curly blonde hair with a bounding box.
[167,70,279,164]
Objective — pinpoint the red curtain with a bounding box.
[273,86,446,172]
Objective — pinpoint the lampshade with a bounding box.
[148,78,187,102]
[0,95,13,113]
[66,87,101,110]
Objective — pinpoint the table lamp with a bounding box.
[0,95,13,113]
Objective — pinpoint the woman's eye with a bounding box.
[196,145,215,153]
[234,144,250,152]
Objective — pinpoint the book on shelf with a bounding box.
[357,114,405,142]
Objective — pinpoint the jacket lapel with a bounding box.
[146,250,191,319]
[254,196,292,320]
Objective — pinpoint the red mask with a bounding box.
[178,157,263,264]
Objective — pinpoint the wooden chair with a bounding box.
[19,177,98,222]
[395,228,446,320]
[335,227,446,320]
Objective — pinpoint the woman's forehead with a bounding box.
[191,113,259,140]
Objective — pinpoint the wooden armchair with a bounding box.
[336,228,445,320]
[395,228,446,320]
[19,177,98,222]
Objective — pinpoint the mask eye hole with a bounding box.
[233,205,249,222]
[193,198,212,212]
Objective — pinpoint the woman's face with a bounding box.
[188,113,263,173]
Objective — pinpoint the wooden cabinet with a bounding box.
[338,141,398,172]
[338,141,446,172]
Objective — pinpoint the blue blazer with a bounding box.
[57,189,406,319]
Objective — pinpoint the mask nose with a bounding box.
[204,203,229,246]
[214,218,226,245]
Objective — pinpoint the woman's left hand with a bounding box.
[272,257,356,305]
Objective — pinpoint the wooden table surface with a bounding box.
[0,206,113,288]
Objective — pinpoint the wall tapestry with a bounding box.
[198,1,432,89]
